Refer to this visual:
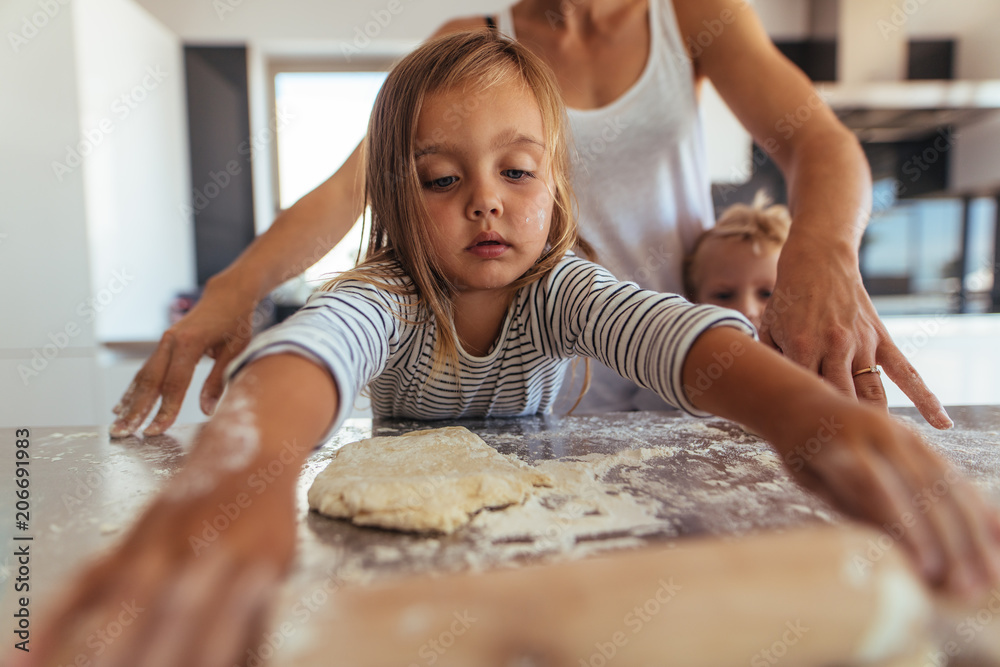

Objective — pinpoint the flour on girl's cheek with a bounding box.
[521,203,548,234]
[531,207,547,233]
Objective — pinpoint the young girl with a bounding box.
[684,191,790,330]
[22,30,1000,667]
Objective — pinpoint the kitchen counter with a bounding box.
[2,407,999,661]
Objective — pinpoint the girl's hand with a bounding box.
[684,327,1000,600]
[14,453,297,667]
[22,355,334,667]
[772,398,1000,600]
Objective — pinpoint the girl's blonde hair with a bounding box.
[683,190,791,299]
[325,29,592,378]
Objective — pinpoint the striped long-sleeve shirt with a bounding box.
[227,254,755,441]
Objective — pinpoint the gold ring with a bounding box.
[852,365,880,377]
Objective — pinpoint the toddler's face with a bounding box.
[414,81,555,294]
[690,237,780,330]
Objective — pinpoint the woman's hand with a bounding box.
[759,238,953,430]
[111,276,260,438]
[14,455,296,667]
[770,396,1000,600]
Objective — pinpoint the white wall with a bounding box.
[838,0,907,84]
[701,81,752,184]
[0,0,195,427]
[882,314,1000,408]
[74,0,194,342]
[0,0,99,426]
[1,1,94,352]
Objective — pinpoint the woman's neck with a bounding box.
[515,0,641,29]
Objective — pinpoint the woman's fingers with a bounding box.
[111,293,258,437]
[813,329,891,413]
[878,341,953,429]
[199,341,246,417]
[759,268,949,429]
[110,337,176,437]
[849,366,889,411]
[816,344,858,402]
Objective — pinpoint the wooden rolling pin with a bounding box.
[285,525,1000,667]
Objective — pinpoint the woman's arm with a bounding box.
[682,326,1000,599]
[111,16,490,439]
[111,142,364,438]
[673,0,951,429]
[22,354,338,667]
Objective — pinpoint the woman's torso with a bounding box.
[493,0,714,295]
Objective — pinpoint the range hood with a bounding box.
[808,0,1000,143]
[819,80,1000,143]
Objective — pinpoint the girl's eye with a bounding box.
[759,289,773,299]
[425,176,457,189]
[503,169,533,181]
[711,291,734,301]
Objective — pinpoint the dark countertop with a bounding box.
[2,406,999,661]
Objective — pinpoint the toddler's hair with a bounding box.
[683,190,791,299]
[325,29,591,376]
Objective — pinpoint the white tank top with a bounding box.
[496,0,714,295]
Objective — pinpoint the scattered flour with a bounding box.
[297,411,1000,587]
[302,417,837,582]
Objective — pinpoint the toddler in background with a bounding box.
[684,191,790,330]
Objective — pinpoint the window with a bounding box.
[272,64,390,287]
[965,197,997,312]
[861,196,998,315]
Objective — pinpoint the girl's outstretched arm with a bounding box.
[683,326,1000,600]
[18,354,337,667]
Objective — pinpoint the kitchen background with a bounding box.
[1,0,998,427]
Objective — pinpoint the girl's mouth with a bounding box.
[468,240,510,259]
[467,232,510,258]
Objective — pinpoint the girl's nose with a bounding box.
[742,296,765,330]
[466,178,502,220]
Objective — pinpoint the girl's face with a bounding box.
[414,81,555,294]
[690,236,780,330]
